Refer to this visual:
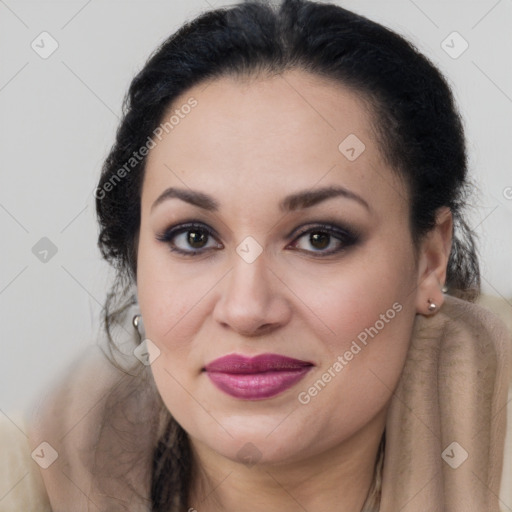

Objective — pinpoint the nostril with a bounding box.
[256,323,275,335]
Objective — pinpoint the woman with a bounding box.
[4,0,510,510]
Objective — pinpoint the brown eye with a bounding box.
[294,230,338,252]
[288,223,359,256]
[156,222,223,256]
[309,232,330,250]
[188,230,208,248]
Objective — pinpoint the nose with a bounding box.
[212,252,292,337]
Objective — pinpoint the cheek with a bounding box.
[136,227,208,345]
[135,230,225,417]
[287,236,416,355]
[296,302,415,445]
[136,241,211,420]
[290,240,417,419]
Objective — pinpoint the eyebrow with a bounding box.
[151,185,370,213]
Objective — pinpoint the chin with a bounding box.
[190,415,320,467]
[215,435,304,467]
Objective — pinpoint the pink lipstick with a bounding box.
[203,353,313,400]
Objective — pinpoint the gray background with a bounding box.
[1,0,511,416]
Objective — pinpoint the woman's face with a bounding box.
[137,69,421,466]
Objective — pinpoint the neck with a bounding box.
[187,409,386,512]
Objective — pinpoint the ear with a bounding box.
[415,206,453,315]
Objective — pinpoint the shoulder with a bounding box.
[0,412,52,511]
[24,345,118,511]
[26,344,166,511]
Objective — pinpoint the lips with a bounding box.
[203,353,314,400]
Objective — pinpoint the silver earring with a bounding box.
[427,299,437,313]
[133,314,143,341]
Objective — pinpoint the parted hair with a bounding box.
[94,0,481,509]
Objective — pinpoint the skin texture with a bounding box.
[136,69,453,511]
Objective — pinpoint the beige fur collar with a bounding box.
[380,294,511,511]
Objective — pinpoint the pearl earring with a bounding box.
[427,299,437,313]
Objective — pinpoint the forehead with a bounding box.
[142,69,408,215]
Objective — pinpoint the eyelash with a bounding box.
[156,220,360,258]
